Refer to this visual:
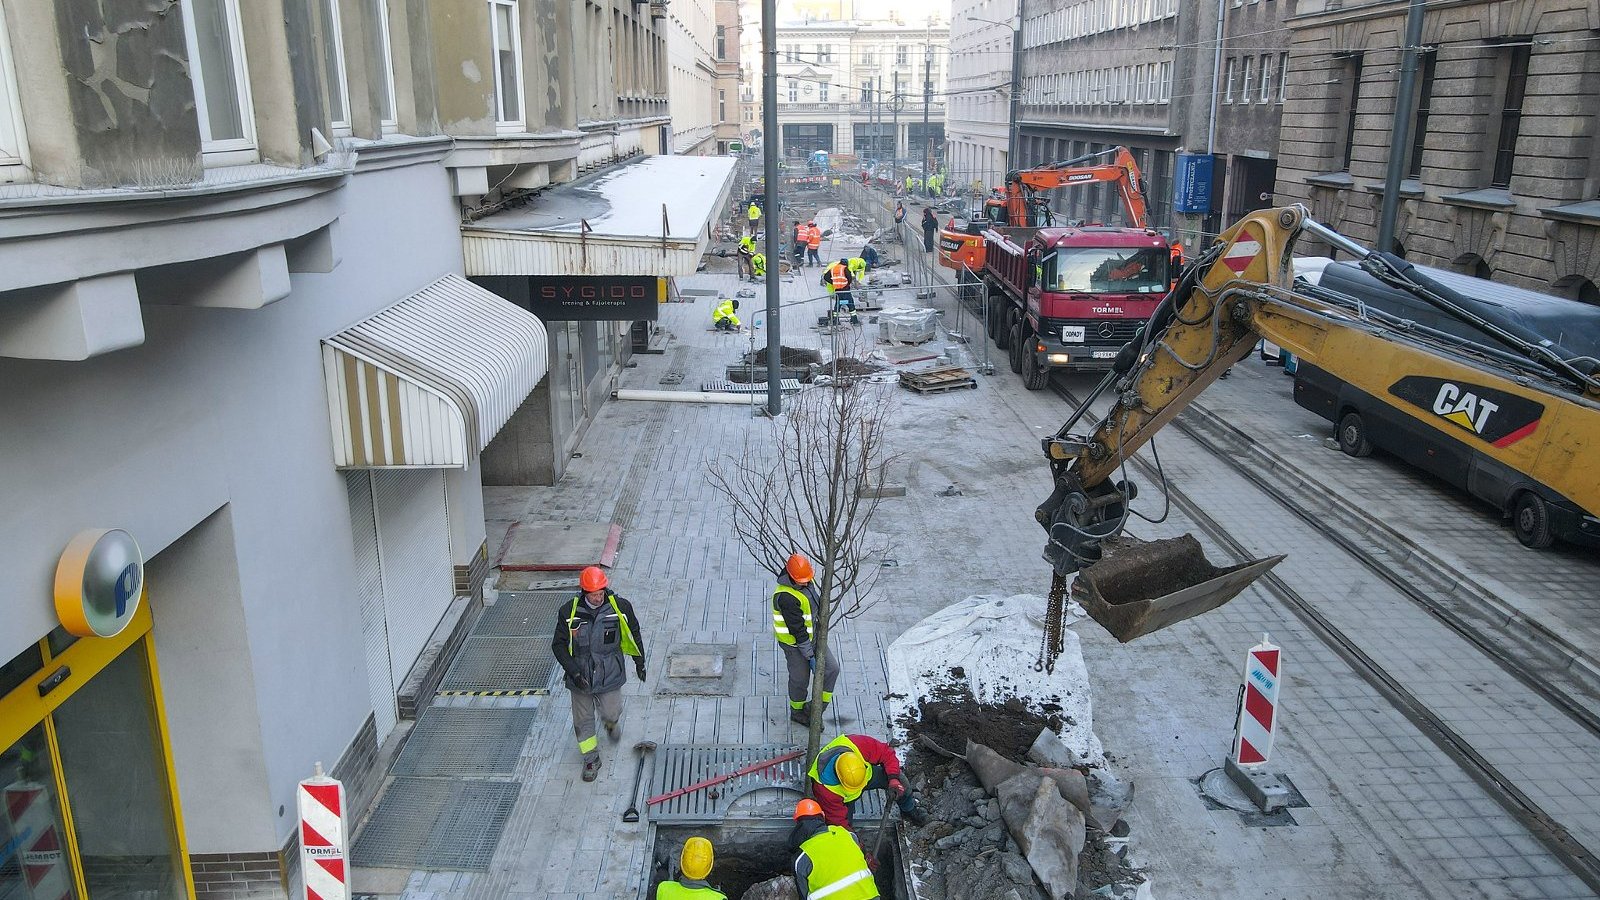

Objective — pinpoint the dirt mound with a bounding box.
[903,680,1063,763]
[823,357,885,377]
[743,345,823,366]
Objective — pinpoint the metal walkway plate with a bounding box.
[390,707,536,777]
[700,379,802,393]
[438,636,555,695]
[646,744,885,824]
[474,591,569,637]
[351,777,520,871]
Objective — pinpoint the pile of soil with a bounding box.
[824,357,885,377]
[902,679,1063,764]
[1084,534,1224,605]
[742,345,823,367]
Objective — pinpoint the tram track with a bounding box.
[1049,377,1600,892]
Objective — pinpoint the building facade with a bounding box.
[945,0,1016,193]
[771,16,948,163]
[716,0,745,151]
[1276,0,1600,302]
[668,0,722,153]
[0,2,728,899]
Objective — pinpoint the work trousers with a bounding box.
[570,687,623,763]
[781,642,840,710]
[807,247,822,265]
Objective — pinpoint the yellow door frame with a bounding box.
[0,600,197,899]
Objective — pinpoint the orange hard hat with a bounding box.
[579,566,608,593]
[786,554,814,584]
[794,798,824,819]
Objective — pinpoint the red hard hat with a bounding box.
[794,798,823,819]
[786,554,814,584]
[579,566,608,592]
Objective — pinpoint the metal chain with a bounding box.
[1034,570,1070,674]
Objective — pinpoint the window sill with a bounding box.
[1539,200,1600,226]
[1362,178,1424,199]
[1439,187,1515,212]
[1306,171,1355,190]
[201,146,261,168]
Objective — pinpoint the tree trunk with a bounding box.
[805,561,835,767]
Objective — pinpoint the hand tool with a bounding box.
[622,740,658,822]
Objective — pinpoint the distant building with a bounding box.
[716,0,746,152]
[945,0,1016,192]
[1276,0,1600,302]
[668,0,723,154]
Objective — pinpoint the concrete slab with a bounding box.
[496,520,621,571]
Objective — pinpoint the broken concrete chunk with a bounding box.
[996,773,1087,900]
[741,875,799,900]
[1026,728,1079,769]
[1000,852,1034,886]
[1087,768,1136,832]
[963,740,1095,827]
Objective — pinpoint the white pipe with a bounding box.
[612,389,759,405]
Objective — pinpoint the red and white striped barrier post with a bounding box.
[298,763,349,900]
[3,780,73,900]
[1224,633,1290,811]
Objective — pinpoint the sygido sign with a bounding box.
[474,275,666,321]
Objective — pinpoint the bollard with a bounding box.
[298,762,350,900]
[1224,633,1291,812]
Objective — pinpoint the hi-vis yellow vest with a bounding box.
[566,594,640,657]
[808,734,865,803]
[772,584,812,646]
[797,825,878,899]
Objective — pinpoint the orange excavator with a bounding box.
[937,146,1154,272]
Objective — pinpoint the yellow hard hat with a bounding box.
[680,836,714,881]
[836,750,869,792]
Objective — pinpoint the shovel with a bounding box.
[1069,535,1283,643]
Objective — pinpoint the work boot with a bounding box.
[582,758,601,782]
[605,720,621,742]
[901,798,929,827]
[789,704,810,726]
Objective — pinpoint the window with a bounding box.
[1406,52,1437,179]
[860,81,870,102]
[181,0,257,158]
[318,0,351,132]
[368,0,398,130]
[719,89,726,119]
[1491,43,1532,188]
[788,79,798,101]
[0,6,29,180]
[861,49,875,66]
[817,44,832,63]
[1223,56,1236,102]
[819,81,829,102]
[1240,56,1253,103]
[1338,53,1364,170]
[1277,51,1288,102]
[715,25,726,60]
[1259,54,1271,102]
[896,44,908,66]
[1160,61,1170,102]
[489,0,524,131]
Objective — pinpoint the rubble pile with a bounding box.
[743,346,824,367]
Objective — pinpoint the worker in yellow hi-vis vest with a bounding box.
[553,567,647,782]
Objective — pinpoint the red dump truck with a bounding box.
[979,225,1177,389]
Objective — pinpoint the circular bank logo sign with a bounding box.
[54,529,144,637]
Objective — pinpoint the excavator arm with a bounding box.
[1031,204,1600,646]
[1008,146,1151,229]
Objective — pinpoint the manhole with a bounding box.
[438,636,555,695]
[647,744,884,824]
[390,708,536,777]
[656,643,739,697]
[474,591,568,637]
[645,821,900,900]
[351,777,520,871]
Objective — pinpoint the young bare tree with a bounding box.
[707,360,898,762]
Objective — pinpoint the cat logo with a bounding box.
[1389,376,1544,448]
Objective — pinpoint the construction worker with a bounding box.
[822,258,855,314]
[808,733,928,829]
[737,235,756,279]
[657,837,727,899]
[791,220,806,267]
[790,800,879,900]
[846,256,868,283]
[553,567,647,782]
[893,200,906,225]
[805,221,823,266]
[773,553,840,725]
[860,244,880,270]
[750,252,767,280]
[747,200,761,234]
[712,297,741,331]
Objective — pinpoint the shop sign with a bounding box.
[1174,153,1215,214]
[53,528,143,638]
[526,275,666,321]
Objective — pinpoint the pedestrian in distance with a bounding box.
[808,732,928,830]
[893,200,906,225]
[773,554,840,725]
[553,566,647,782]
[656,836,727,899]
[806,221,823,266]
[920,207,938,253]
[790,800,879,900]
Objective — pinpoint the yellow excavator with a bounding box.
[1037,205,1600,649]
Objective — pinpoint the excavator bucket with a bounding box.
[1071,535,1284,643]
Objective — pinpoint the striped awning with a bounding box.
[321,274,547,468]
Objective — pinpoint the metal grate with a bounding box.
[351,777,520,871]
[390,708,537,777]
[700,379,802,393]
[646,744,885,824]
[474,591,569,637]
[438,636,556,694]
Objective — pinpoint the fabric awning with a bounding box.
[321,274,547,468]
[461,155,738,276]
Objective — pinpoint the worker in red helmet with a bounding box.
[773,553,841,726]
[790,799,879,899]
[553,566,647,782]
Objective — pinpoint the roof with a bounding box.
[1035,227,1168,249]
[462,155,738,277]
[321,274,548,468]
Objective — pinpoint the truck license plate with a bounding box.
[1091,350,1117,359]
[1061,325,1085,342]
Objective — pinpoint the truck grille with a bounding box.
[1048,319,1144,344]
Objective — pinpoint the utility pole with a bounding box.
[922,44,932,180]
[1379,0,1426,253]
[761,0,781,413]
[1005,13,1021,173]
[892,89,900,170]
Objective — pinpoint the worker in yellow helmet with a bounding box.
[808,733,927,830]
[657,837,727,898]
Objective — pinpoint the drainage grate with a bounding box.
[474,591,569,637]
[700,379,802,393]
[351,777,520,871]
[438,636,556,695]
[646,745,885,824]
[390,708,537,777]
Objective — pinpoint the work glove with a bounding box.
[796,640,815,662]
[571,673,590,692]
[635,659,647,681]
[887,776,906,800]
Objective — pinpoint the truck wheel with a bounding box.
[986,301,1002,344]
[1023,352,1051,390]
[1512,491,1555,550]
[1336,411,1373,458]
[1008,322,1026,374]
[995,306,1013,351]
